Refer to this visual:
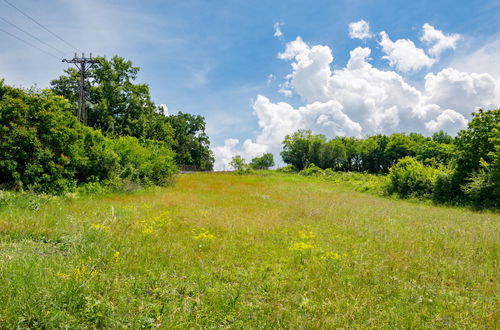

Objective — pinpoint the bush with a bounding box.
[110,137,177,186]
[0,82,177,194]
[299,163,324,176]
[277,165,297,173]
[387,157,438,198]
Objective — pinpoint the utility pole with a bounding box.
[62,53,99,125]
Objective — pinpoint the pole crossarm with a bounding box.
[62,53,100,125]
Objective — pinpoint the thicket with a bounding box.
[0,81,177,194]
[282,109,499,209]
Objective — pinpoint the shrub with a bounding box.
[299,163,324,176]
[250,153,275,170]
[0,83,178,194]
[387,157,438,198]
[229,155,253,174]
[277,165,297,173]
[110,137,177,186]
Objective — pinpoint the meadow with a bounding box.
[0,172,498,328]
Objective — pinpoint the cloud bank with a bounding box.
[212,23,500,170]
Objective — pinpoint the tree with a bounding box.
[452,109,499,207]
[320,138,346,170]
[281,130,316,171]
[250,153,275,170]
[230,155,246,171]
[360,135,389,173]
[51,56,174,143]
[166,112,214,171]
[384,133,415,168]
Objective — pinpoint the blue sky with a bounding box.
[1,0,499,168]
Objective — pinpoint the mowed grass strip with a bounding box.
[0,172,498,328]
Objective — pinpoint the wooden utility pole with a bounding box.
[62,53,99,125]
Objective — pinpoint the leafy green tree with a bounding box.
[281,130,315,171]
[230,155,246,171]
[432,130,453,144]
[384,133,415,168]
[51,56,174,143]
[166,112,214,170]
[341,137,361,171]
[250,153,275,170]
[452,109,499,207]
[320,138,346,170]
[360,135,389,173]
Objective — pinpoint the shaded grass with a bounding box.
[0,172,498,328]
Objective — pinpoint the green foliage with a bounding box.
[452,109,500,208]
[0,83,83,193]
[250,153,275,170]
[166,112,214,170]
[51,56,174,143]
[110,137,177,186]
[299,163,324,176]
[229,155,253,174]
[386,157,438,198]
[0,82,177,194]
[277,164,298,173]
[51,57,214,171]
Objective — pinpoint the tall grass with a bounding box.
[0,172,497,328]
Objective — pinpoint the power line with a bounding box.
[3,0,81,53]
[0,16,66,56]
[0,26,60,59]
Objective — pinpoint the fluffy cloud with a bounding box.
[349,20,373,40]
[421,23,460,57]
[424,68,500,114]
[277,36,309,60]
[212,34,500,170]
[379,31,435,72]
[425,109,468,135]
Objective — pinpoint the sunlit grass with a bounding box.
[0,172,498,328]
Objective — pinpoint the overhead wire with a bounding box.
[0,26,61,59]
[0,16,66,57]
[3,0,81,53]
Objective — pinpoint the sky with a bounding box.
[1,0,500,169]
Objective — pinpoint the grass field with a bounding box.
[0,172,498,328]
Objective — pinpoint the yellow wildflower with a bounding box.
[90,223,109,232]
[298,230,315,240]
[289,242,315,251]
[193,230,216,240]
[113,251,120,263]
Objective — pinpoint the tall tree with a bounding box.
[51,56,174,144]
[166,112,214,171]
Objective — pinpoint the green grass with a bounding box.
[0,172,498,328]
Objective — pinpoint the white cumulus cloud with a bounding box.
[379,31,435,72]
[421,23,461,57]
[349,20,373,40]
[212,35,500,170]
[425,109,468,135]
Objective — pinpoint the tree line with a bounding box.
[0,56,214,194]
[280,109,499,209]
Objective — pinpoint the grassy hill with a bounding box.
[0,172,497,328]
